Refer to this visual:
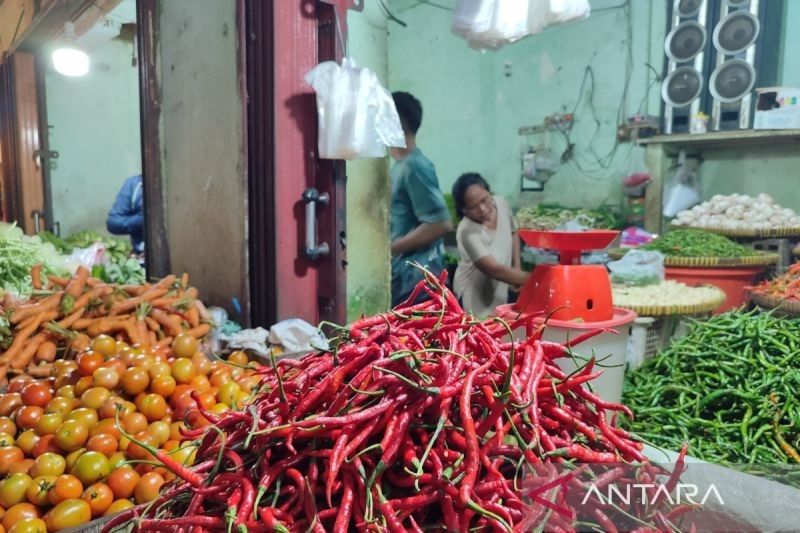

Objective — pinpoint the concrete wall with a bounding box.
[385,0,667,209]
[45,38,141,237]
[345,3,392,320]
[159,0,248,317]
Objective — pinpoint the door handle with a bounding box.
[302,188,330,260]
[32,210,45,234]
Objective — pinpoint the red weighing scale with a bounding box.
[515,230,619,322]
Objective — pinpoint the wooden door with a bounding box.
[0,51,46,234]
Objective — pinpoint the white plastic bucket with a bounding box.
[496,305,636,405]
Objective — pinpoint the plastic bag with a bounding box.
[305,58,405,160]
[269,319,329,354]
[453,0,590,50]
[663,150,701,218]
[68,243,106,268]
[545,0,591,25]
[608,249,665,286]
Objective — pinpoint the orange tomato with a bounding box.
[14,406,44,431]
[8,459,35,476]
[169,421,186,441]
[20,382,52,409]
[79,388,111,411]
[91,335,117,357]
[32,434,60,458]
[134,472,164,504]
[0,417,16,436]
[121,413,148,435]
[149,375,176,398]
[106,467,139,500]
[92,368,120,390]
[227,350,249,366]
[54,420,90,452]
[0,447,25,475]
[15,430,40,456]
[0,394,23,417]
[90,419,121,440]
[45,397,73,417]
[191,352,212,376]
[126,432,157,461]
[138,394,167,422]
[81,483,113,517]
[73,376,94,397]
[189,375,211,394]
[48,475,83,505]
[2,503,39,531]
[76,351,104,377]
[171,334,198,359]
[86,434,118,458]
[120,368,150,396]
[101,358,128,379]
[104,498,134,517]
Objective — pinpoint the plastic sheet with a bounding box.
[305,58,405,160]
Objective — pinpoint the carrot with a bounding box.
[148,330,157,347]
[144,317,161,333]
[11,293,61,324]
[87,316,134,338]
[2,311,54,363]
[73,318,94,330]
[186,323,211,339]
[125,319,142,347]
[65,266,91,298]
[151,309,183,337]
[12,332,48,369]
[73,285,113,311]
[181,273,189,288]
[18,311,59,331]
[47,275,69,288]
[150,297,181,309]
[155,336,173,349]
[36,340,57,362]
[26,363,53,378]
[186,306,200,328]
[31,264,43,290]
[185,287,199,300]
[71,334,91,353]
[137,320,150,348]
[109,287,169,316]
[57,308,86,329]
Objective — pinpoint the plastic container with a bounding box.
[665,266,764,313]
[496,305,636,405]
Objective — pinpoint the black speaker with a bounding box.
[661,0,784,133]
[708,0,783,130]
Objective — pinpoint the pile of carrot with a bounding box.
[104,272,690,532]
[0,265,210,384]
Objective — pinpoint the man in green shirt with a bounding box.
[390,92,452,307]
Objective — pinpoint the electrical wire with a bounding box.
[378,0,408,27]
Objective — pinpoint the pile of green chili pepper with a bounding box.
[623,309,800,474]
[642,229,759,257]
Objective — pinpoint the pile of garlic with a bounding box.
[613,280,725,308]
[673,193,800,230]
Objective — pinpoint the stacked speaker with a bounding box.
[662,0,783,134]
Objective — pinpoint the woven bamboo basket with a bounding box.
[613,287,727,317]
[608,249,778,267]
[751,291,800,315]
[670,225,800,238]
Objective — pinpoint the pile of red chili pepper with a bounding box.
[104,273,689,532]
[750,262,800,301]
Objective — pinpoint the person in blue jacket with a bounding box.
[107,174,144,253]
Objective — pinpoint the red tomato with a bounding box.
[20,382,52,409]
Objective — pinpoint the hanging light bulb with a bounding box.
[52,22,90,77]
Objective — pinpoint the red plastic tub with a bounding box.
[665,266,764,313]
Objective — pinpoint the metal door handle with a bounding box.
[32,210,44,233]
[54,221,61,237]
[302,188,330,260]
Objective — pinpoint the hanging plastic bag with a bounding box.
[608,250,665,287]
[663,150,701,218]
[545,0,591,26]
[305,58,405,160]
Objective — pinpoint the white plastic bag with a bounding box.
[305,58,405,160]
[545,0,591,25]
[269,319,329,354]
[608,250,665,287]
[663,150,701,217]
[68,243,106,268]
[453,0,590,49]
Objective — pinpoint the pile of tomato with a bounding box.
[0,333,261,533]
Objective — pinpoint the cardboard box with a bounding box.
[754,87,800,129]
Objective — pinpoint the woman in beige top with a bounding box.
[452,173,530,317]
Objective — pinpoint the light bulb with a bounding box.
[52,22,90,77]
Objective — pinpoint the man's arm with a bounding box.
[391,220,452,256]
[473,255,529,287]
[107,180,143,235]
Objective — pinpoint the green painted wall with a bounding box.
[386,0,667,209]
[45,38,141,238]
[345,3,392,321]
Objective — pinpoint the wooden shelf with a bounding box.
[637,129,800,150]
